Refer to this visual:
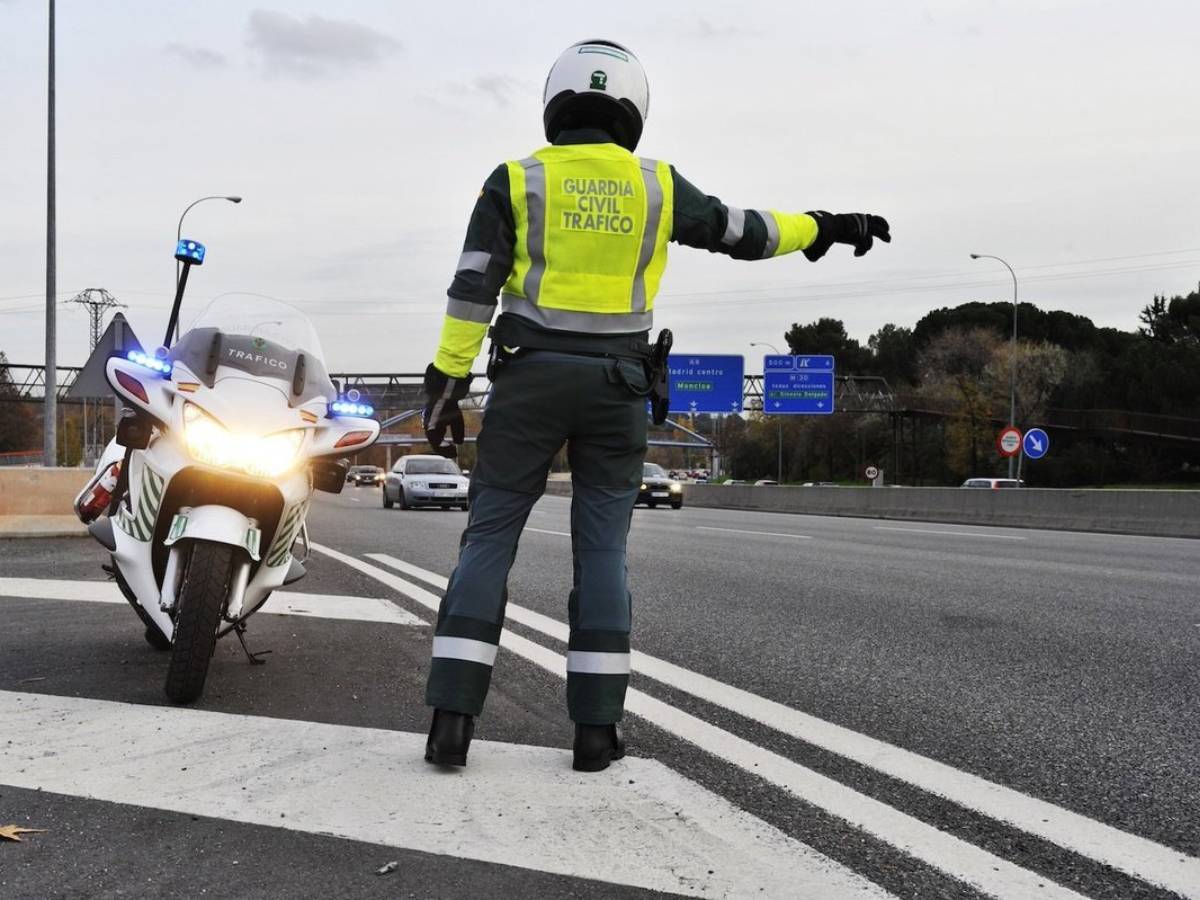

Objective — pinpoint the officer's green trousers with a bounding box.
[425,351,648,724]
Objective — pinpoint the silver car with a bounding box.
[383,454,470,510]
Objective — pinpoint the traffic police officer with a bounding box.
[422,39,890,771]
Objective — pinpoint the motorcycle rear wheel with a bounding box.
[164,541,235,704]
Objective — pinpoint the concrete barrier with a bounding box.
[0,467,89,516]
[541,478,1200,538]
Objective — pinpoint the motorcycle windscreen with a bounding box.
[169,296,336,405]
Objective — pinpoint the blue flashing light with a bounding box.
[126,350,173,377]
[174,238,206,265]
[331,399,374,417]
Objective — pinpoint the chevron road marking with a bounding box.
[0,577,427,626]
[316,545,1094,899]
[353,549,1200,899]
[0,690,888,899]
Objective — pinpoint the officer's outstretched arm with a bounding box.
[668,167,889,263]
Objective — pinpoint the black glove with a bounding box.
[423,364,472,459]
[802,211,891,261]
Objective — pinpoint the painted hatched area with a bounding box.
[0,691,889,900]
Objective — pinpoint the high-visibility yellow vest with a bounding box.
[501,143,673,334]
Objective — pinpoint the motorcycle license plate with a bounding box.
[652,491,670,498]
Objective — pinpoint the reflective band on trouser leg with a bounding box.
[433,636,499,666]
[520,157,547,304]
[630,157,664,314]
[567,651,632,674]
[757,210,781,258]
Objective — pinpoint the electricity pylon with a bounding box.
[67,288,126,350]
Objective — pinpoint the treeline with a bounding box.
[657,286,1200,487]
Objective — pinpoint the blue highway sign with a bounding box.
[667,355,745,414]
[762,355,835,415]
[1023,427,1050,459]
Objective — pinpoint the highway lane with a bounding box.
[327,486,1200,896]
[0,490,1196,898]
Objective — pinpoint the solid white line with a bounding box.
[0,577,426,627]
[357,551,1200,898]
[526,526,571,537]
[873,526,1027,541]
[0,691,888,900]
[319,546,1087,899]
[697,525,813,539]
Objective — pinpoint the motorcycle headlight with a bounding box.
[182,404,304,478]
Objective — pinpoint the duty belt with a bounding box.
[488,314,652,362]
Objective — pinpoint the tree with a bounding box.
[0,351,35,453]
[867,323,916,385]
[918,327,1001,476]
[784,317,871,371]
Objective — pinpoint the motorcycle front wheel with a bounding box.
[164,540,236,704]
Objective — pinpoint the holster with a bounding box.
[646,329,673,424]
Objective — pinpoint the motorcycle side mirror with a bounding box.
[116,411,153,449]
[312,459,347,494]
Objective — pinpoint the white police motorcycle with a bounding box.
[76,238,378,703]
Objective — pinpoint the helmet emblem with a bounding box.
[590,70,608,91]
[253,337,266,349]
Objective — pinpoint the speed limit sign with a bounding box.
[997,427,1022,457]
[865,465,879,480]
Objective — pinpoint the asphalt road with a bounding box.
[1,487,1197,899]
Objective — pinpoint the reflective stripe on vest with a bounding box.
[502,145,672,333]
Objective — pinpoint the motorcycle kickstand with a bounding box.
[233,622,271,666]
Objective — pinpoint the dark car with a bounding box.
[637,462,683,509]
[346,465,383,486]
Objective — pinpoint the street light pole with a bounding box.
[174,195,241,341]
[751,341,784,483]
[43,0,56,467]
[970,253,1019,478]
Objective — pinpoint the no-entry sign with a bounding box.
[997,427,1022,457]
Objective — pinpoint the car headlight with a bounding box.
[182,403,304,478]
[669,483,682,493]
[640,483,648,491]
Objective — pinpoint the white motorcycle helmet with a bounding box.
[543,39,649,151]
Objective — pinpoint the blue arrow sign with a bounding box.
[762,355,835,415]
[666,354,745,414]
[1022,427,1050,459]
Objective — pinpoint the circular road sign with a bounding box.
[1023,427,1050,460]
[865,465,879,480]
[997,427,1022,457]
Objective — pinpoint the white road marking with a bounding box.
[0,691,889,900]
[697,525,813,539]
[358,552,1200,899]
[0,578,426,627]
[525,526,571,537]
[874,526,1027,541]
[322,546,1087,899]
[350,497,361,502]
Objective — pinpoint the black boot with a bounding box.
[425,709,474,766]
[572,723,626,772]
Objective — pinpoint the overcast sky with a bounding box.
[2,0,1198,372]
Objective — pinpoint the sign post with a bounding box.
[762,355,835,415]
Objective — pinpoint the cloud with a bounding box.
[164,43,228,70]
[448,75,529,109]
[246,10,400,78]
